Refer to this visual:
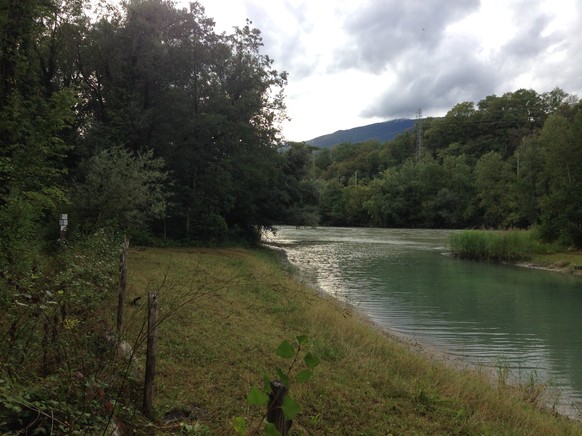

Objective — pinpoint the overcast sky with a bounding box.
[175,0,582,141]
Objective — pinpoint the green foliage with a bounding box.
[0,0,314,246]
[247,386,269,406]
[71,147,169,233]
[474,152,517,227]
[275,340,295,359]
[52,229,121,311]
[0,195,43,282]
[0,0,77,279]
[281,396,300,420]
[0,231,135,434]
[236,335,320,435]
[448,229,561,262]
[536,110,582,246]
[73,2,298,242]
[0,91,75,274]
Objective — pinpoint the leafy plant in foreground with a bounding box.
[234,335,320,435]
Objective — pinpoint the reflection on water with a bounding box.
[264,226,582,419]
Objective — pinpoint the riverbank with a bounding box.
[449,229,582,277]
[126,246,581,434]
[520,251,582,277]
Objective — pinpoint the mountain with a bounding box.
[305,118,416,148]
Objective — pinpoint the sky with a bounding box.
[171,0,582,142]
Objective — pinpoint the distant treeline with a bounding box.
[302,88,582,247]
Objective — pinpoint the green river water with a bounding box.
[265,226,582,419]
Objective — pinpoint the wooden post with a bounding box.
[116,237,129,335]
[267,381,291,435]
[143,292,158,418]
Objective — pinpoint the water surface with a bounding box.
[265,226,582,418]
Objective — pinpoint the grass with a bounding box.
[448,229,582,277]
[448,229,564,262]
[528,251,582,275]
[122,246,582,434]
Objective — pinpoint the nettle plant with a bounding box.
[234,335,320,436]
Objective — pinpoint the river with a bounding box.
[264,226,582,419]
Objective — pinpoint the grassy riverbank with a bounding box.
[124,246,581,434]
[526,251,582,276]
[449,229,582,269]
[448,229,557,262]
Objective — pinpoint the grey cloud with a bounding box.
[334,0,480,73]
[501,13,555,60]
[361,0,582,121]
[497,2,582,98]
[362,42,500,119]
[246,0,318,79]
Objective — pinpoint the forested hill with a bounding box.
[309,88,582,247]
[306,118,416,148]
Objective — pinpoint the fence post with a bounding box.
[143,292,158,418]
[116,237,129,336]
[267,380,291,435]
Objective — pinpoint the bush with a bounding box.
[0,230,133,434]
[0,196,44,282]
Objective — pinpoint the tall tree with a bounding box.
[73,1,291,241]
[474,151,517,227]
[0,0,78,274]
[537,108,582,245]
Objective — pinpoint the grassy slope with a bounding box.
[126,247,582,434]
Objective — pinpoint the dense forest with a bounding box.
[306,88,582,247]
[0,0,319,267]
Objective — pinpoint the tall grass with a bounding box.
[449,229,561,262]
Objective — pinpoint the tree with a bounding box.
[425,102,476,154]
[513,134,544,226]
[320,180,346,226]
[277,143,320,227]
[537,108,582,245]
[70,1,291,242]
[71,147,169,234]
[474,152,516,227]
[378,131,415,168]
[0,0,78,276]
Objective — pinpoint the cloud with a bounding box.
[360,0,582,120]
[501,14,554,60]
[245,0,325,79]
[333,0,480,73]
[499,1,582,96]
[196,0,582,139]
[362,30,499,119]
